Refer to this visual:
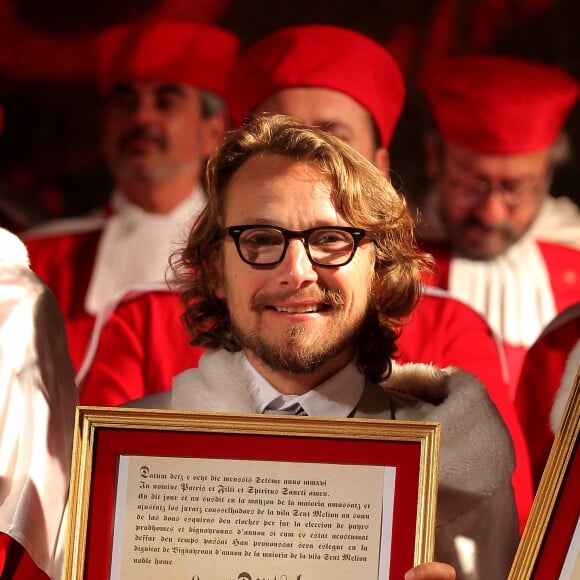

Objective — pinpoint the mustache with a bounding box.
[251,289,345,310]
[118,126,167,151]
[460,215,514,236]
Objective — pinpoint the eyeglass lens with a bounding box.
[237,227,357,266]
[450,175,545,209]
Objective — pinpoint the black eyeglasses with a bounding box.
[221,225,375,267]
[444,171,549,210]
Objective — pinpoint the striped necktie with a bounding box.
[264,404,308,416]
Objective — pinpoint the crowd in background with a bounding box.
[1,0,580,224]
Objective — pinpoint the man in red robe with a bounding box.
[416,55,580,395]
[22,19,238,372]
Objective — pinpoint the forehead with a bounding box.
[257,86,374,132]
[105,81,199,100]
[223,153,342,223]
[443,140,551,176]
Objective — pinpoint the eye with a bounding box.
[328,129,351,143]
[317,122,352,144]
[501,179,530,194]
[241,229,283,246]
[310,229,352,247]
[466,178,489,195]
[107,93,136,114]
[156,93,182,112]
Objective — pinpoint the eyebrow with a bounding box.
[232,220,349,229]
[315,119,353,136]
[155,84,188,98]
[449,158,540,181]
[106,83,188,99]
[106,84,136,99]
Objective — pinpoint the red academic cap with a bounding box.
[96,19,239,98]
[420,55,580,154]
[227,24,405,147]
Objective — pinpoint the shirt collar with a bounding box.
[241,354,365,417]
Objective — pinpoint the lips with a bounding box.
[121,136,161,151]
[252,290,343,314]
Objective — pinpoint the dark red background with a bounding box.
[1,0,579,224]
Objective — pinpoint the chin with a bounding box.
[458,242,510,260]
[455,230,516,260]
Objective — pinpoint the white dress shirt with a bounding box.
[85,186,206,314]
[241,354,365,417]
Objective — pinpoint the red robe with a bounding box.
[22,189,205,373]
[23,227,102,372]
[0,535,48,579]
[78,285,533,531]
[423,240,580,397]
[514,302,580,487]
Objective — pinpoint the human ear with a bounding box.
[424,131,442,180]
[211,256,226,299]
[373,147,390,177]
[199,111,227,159]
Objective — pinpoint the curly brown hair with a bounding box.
[171,113,431,382]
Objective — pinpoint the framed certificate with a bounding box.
[509,369,579,579]
[63,407,440,580]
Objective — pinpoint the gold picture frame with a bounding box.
[509,368,579,579]
[63,406,440,579]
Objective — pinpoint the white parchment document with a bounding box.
[110,456,396,580]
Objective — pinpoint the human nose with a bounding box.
[472,189,511,225]
[130,96,160,124]
[277,239,318,287]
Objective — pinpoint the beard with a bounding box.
[441,212,521,260]
[229,289,367,375]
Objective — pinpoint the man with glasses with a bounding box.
[417,54,580,395]
[128,113,518,580]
